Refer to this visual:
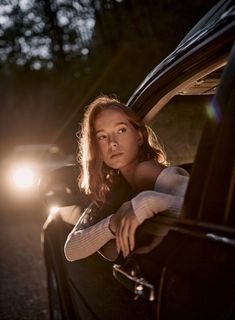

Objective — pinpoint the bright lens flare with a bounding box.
[206,99,222,124]
[49,206,60,215]
[12,166,35,189]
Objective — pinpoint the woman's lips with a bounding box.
[110,153,123,159]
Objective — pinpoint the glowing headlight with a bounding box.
[11,166,36,189]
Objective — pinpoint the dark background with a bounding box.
[0,0,218,158]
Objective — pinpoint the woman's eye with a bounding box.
[117,127,126,134]
[97,135,107,141]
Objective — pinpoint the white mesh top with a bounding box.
[64,166,189,261]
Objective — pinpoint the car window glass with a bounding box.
[183,52,235,226]
[149,60,235,227]
[149,95,210,167]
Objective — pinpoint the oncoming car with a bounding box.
[0,144,73,207]
[41,1,235,319]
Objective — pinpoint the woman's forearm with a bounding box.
[131,168,189,224]
[131,191,184,223]
[64,215,115,261]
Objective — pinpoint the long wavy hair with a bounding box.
[77,95,167,205]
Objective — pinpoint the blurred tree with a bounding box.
[0,0,218,155]
[0,0,95,70]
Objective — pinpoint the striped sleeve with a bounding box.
[131,166,189,224]
[64,215,115,261]
[131,191,184,224]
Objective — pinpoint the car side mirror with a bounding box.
[39,164,87,208]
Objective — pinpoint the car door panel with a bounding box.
[66,252,154,320]
[132,229,235,320]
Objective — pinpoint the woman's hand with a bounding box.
[110,201,140,258]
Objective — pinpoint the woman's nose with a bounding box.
[110,141,118,148]
[109,136,118,148]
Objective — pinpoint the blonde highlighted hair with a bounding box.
[77,95,167,204]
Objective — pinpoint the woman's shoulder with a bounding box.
[134,161,165,191]
[155,165,190,195]
[158,166,190,179]
[135,160,164,174]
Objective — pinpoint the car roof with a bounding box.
[127,0,235,122]
[179,0,234,44]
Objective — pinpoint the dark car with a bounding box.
[41,1,235,319]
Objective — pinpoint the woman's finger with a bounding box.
[117,220,127,257]
[128,223,137,252]
[116,222,121,254]
[121,220,131,257]
[115,224,122,256]
[118,219,130,257]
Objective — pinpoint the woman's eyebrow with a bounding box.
[95,129,105,135]
[114,121,128,127]
[95,121,128,134]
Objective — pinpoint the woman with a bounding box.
[64,95,189,261]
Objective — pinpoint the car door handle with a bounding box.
[113,264,155,301]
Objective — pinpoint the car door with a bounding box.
[114,43,235,320]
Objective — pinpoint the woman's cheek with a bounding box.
[100,146,109,162]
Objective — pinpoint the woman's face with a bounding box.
[94,108,143,175]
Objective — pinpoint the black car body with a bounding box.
[41,1,235,319]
